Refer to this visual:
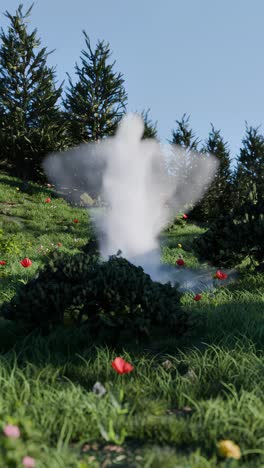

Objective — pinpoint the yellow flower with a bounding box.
[16,187,20,191]
[178,243,182,248]
[217,440,241,460]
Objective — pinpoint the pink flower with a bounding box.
[176,258,185,266]
[20,258,32,268]
[182,214,188,219]
[193,294,202,301]
[45,197,51,203]
[214,270,228,280]
[0,260,7,266]
[22,456,36,468]
[3,424,20,439]
[112,357,134,374]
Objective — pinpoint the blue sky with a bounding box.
[1,0,264,162]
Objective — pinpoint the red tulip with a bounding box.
[194,294,202,301]
[20,258,32,268]
[0,260,7,266]
[214,270,228,280]
[111,357,134,374]
[73,218,79,223]
[182,214,188,219]
[176,258,185,266]
[45,198,51,203]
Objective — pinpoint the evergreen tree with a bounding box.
[141,109,158,139]
[64,32,127,144]
[168,114,201,210]
[194,124,264,268]
[234,124,264,204]
[0,4,68,181]
[191,125,232,221]
[170,113,199,150]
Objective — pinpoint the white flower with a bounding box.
[93,381,106,397]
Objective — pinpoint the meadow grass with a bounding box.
[0,173,263,467]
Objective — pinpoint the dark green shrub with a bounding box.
[1,252,188,343]
[193,198,264,267]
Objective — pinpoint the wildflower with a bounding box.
[45,197,51,203]
[16,187,20,191]
[20,258,32,268]
[3,424,20,439]
[214,270,228,280]
[57,242,62,247]
[182,214,188,219]
[73,218,79,223]
[161,359,173,370]
[178,243,182,248]
[46,183,53,188]
[111,357,134,374]
[0,260,7,266]
[193,294,202,301]
[22,456,36,468]
[176,258,185,266]
[93,381,107,397]
[217,440,241,460]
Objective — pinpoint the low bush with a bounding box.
[1,252,188,344]
[193,198,264,268]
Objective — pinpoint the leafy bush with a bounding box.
[1,252,188,343]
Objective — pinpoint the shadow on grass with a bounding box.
[0,297,263,368]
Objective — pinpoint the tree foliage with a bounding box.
[191,125,232,221]
[0,3,68,181]
[64,31,127,144]
[194,124,264,268]
[141,109,158,139]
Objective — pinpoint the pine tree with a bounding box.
[192,125,232,221]
[170,113,199,150]
[0,4,68,181]
[168,114,201,210]
[141,109,158,139]
[64,32,127,144]
[194,125,264,268]
[234,124,264,204]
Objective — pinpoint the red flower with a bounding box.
[214,270,228,280]
[73,218,79,223]
[193,294,202,301]
[111,357,134,374]
[20,258,32,268]
[45,198,51,203]
[57,242,62,247]
[182,214,188,219]
[0,260,7,266]
[176,258,185,266]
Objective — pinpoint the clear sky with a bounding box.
[1,0,264,162]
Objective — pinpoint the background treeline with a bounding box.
[0,4,263,269]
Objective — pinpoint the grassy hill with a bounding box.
[0,173,263,467]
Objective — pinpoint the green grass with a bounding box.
[0,173,264,467]
[0,174,92,307]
